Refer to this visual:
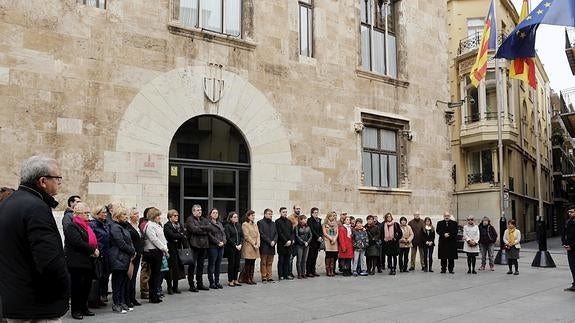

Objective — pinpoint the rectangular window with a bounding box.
[361,113,409,189]
[359,0,397,78]
[299,2,313,57]
[175,0,242,37]
[467,149,493,184]
[77,0,105,9]
[467,18,484,37]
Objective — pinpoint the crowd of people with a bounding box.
[1,156,570,323]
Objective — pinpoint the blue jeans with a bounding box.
[208,247,224,284]
[111,270,129,306]
[295,245,309,276]
[479,243,495,267]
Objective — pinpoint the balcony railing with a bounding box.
[553,147,575,174]
[485,111,497,120]
[458,32,507,56]
[465,113,481,124]
[467,172,494,185]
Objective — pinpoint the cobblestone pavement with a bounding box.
[62,237,575,323]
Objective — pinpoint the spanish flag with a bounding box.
[470,0,497,87]
[508,0,537,89]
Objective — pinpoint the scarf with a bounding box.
[73,216,98,248]
[384,222,395,241]
[343,223,352,238]
[508,228,516,245]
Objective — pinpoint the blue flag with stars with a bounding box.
[495,0,575,59]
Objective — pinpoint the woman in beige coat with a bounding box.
[398,216,414,272]
[239,210,260,285]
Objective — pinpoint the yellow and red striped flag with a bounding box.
[509,0,537,89]
[470,0,497,87]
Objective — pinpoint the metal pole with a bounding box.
[493,3,507,265]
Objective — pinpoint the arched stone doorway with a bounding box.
[88,66,300,216]
[168,115,250,222]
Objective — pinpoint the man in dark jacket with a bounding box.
[276,207,294,280]
[436,212,459,274]
[61,195,81,231]
[258,208,278,282]
[185,204,212,292]
[307,207,322,277]
[408,211,425,271]
[0,156,70,321]
[562,206,575,291]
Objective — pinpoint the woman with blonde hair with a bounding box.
[239,210,260,285]
[108,205,136,313]
[503,219,521,275]
[322,211,339,277]
[163,209,186,294]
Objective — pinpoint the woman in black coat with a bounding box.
[126,208,143,307]
[381,212,403,275]
[422,217,436,272]
[224,211,244,287]
[64,202,99,320]
[108,206,136,314]
[163,209,186,294]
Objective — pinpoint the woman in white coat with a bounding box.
[463,215,480,274]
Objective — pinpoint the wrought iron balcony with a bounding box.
[464,113,481,124]
[458,32,507,56]
[467,172,494,185]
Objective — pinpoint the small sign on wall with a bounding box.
[170,166,178,177]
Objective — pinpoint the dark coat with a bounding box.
[258,217,278,255]
[90,219,110,256]
[64,222,97,269]
[423,226,436,247]
[108,221,135,271]
[126,222,144,255]
[295,225,312,246]
[208,220,227,248]
[478,223,498,245]
[0,185,70,319]
[275,216,294,255]
[185,215,212,249]
[436,219,459,259]
[163,221,186,280]
[365,224,381,257]
[563,218,575,249]
[224,222,244,257]
[308,216,323,247]
[382,222,403,256]
[408,218,425,246]
[62,207,74,231]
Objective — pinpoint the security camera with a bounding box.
[468,97,476,105]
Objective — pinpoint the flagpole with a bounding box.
[493,0,508,266]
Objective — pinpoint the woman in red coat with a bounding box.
[338,216,354,276]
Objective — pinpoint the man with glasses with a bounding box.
[562,206,575,291]
[62,195,82,230]
[0,156,70,322]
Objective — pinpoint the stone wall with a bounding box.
[0,0,452,218]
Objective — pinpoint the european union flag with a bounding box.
[495,0,575,60]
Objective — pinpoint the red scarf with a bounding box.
[73,216,98,249]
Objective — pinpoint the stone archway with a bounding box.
[88,66,299,213]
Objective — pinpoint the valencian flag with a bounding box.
[496,0,575,60]
[509,0,537,89]
[470,0,497,87]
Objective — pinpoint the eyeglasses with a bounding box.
[41,175,63,181]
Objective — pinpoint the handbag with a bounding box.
[177,245,195,265]
[319,238,325,251]
[92,256,104,279]
[161,256,169,272]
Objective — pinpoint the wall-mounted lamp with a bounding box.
[400,129,414,141]
[436,95,475,125]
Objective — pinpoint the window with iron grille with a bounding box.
[77,0,105,9]
[172,0,242,37]
[359,0,397,78]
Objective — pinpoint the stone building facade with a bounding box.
[0,0,451,220]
